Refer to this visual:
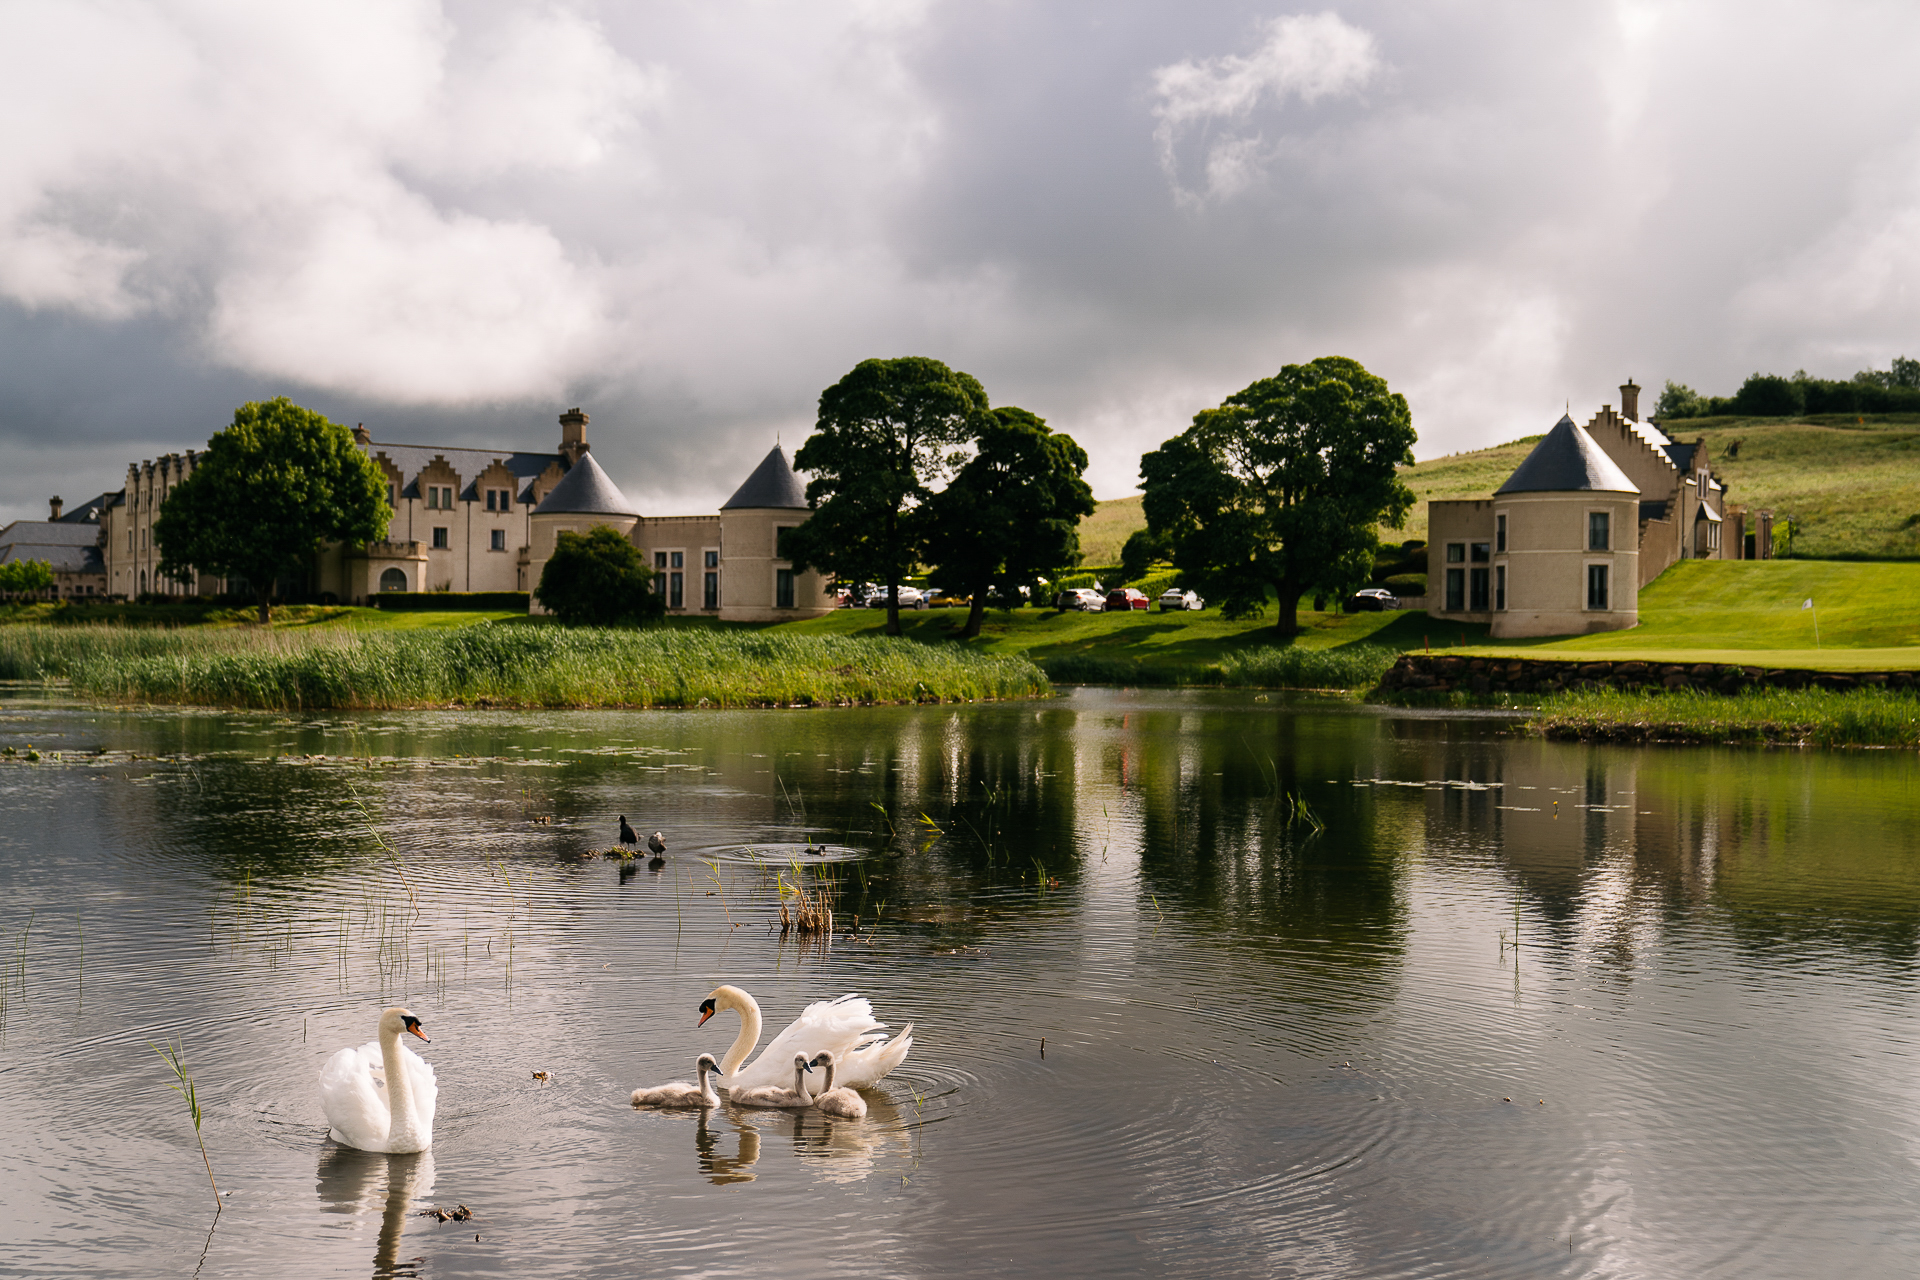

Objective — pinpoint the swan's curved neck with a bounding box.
[380,1026,417,1141]
[719,993,763,1078]
[792,1060,813,1105]
[820,1060,837,1093]
[697,1060,721,1107]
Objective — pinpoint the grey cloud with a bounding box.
[3,1,1918,522]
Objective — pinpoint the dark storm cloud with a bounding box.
[3,1,1918,521]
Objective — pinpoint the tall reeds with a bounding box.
[152,1037,221,1212]
[0,624,1048,710]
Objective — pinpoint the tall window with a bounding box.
[670,551,683,569]
[485,489,496,511]
[776,569,795,609]
[704,571,718,610]
[387,483,396,508]
[432,527,449,549]
[1445,567,1465,611]
[655,551,669,594]
[1496,513,1507,552]
[669,572,683,609]
[704,550,718,569]
[1587,564,1609,610]
[490,529,506,551]
[1588,511,1610,551]
[1469,567,1490,611]
[1495,565,1506,611]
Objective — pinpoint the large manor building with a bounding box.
[1425,380,1771,638]
[89,408,835,621]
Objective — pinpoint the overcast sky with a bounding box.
[4,0,1917,522]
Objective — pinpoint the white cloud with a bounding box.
[1151,12,1382,206]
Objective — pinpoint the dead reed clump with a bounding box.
[778,873,836,937]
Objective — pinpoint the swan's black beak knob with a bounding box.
[402,1015,430,1043]
[697,998,716,1027]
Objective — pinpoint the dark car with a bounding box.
[1346,587,1398,612]
[1105,588,1150,612]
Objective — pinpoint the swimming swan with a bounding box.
[631,1053,722,1109]
[807,1051,868,1119]
[698,985,913,1092]
[729,1054,815,1109]
[319,1007,437,1153]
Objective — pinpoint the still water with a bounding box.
[2,686,1918,1278]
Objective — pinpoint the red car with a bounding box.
[1104,588,1149,612]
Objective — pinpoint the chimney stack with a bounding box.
[48,496,62,521]
[353,422,372,445]
[1620,378,1641,421]
[559,407,590,465]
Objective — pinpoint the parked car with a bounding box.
[1158,588,1205,611]
[1054,587,1105,612]
[1346,587,1398,612]
[1105,588,1150,612]
[927,587,970,608]
[865,585,927,609]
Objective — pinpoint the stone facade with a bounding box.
[1426,381,1765,639]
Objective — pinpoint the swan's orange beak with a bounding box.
[697,998,715,1027]
[402,1015,430,1043]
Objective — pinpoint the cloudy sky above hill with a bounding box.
[3,0,1918,521]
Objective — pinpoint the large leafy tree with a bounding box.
[782,357,989,635]
[534,525,663,626]
[155,398,391,622]
[923,407,1097,638]
[0,558,55,595]
[1140,356,1416,636]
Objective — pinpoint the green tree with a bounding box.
[782,357,989,636]
[1139,355,1415,636]
[1654,380,1703,420]
[1118,527,1170,583]
[534,525,662,626]
[0,558,56,595]
[923,407,1097,638]
[1729,373,1805,417]
[154,398,391,623]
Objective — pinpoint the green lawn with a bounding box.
[778,601,1464,674]
[1452,560,1920,668]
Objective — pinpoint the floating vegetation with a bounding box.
[1,625,1049,710]
[419,1204,473,1223]
[778,866,837,936]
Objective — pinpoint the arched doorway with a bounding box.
[379,568,408,592]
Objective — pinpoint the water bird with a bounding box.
[729,1054,816,1109]
[807,1051,868,1119]
[631,1053,723,1109]
[647,831,667,869]
[318,1007,437,1153]
[698,985,913,1092]
[618,815,639,849]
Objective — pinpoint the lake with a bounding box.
[2,685,1918,1278]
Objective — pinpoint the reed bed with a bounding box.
[1,624,1048,710]
[1528,686,1920,748]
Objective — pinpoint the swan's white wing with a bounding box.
[727,994,887,1091]
[835,1022,914,1090]
[395,1043,438,1130]
[319,1040,390,1151]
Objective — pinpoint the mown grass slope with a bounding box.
[1456,561,1920,664]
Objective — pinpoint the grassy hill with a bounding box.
[1080,412,1920,560]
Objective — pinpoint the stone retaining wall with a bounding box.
[1378,653,1918,696]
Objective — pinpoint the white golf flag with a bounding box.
[1803,598,1813,609]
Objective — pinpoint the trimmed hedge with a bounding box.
[373,592,529,612]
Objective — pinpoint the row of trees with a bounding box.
[1657,357,1920,419]
[787,353,1415,638]
[0,559,56,595]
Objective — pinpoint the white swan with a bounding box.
[698,985,913,1092]
[807,1051,868,1119]
[318,1007,438,1153]
[729,1054,815,1109]
[631,1053,722,1109]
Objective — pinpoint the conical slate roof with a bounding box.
[720,444,809,510]
[532,451,638,516]
[1495,415,1639,495]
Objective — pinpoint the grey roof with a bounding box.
[532,451,638,516]
[361,440,563,503]
[1662,441,1699,472]
[1495,415,1640,495]
[720,445,809,510]
[0,520,105,573]
[56,492,115,524]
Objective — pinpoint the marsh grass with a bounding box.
[1529,686,1920,747]
[0,625,1047,709]
[152,1037,220,1212]
[1042,643,1396,690]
